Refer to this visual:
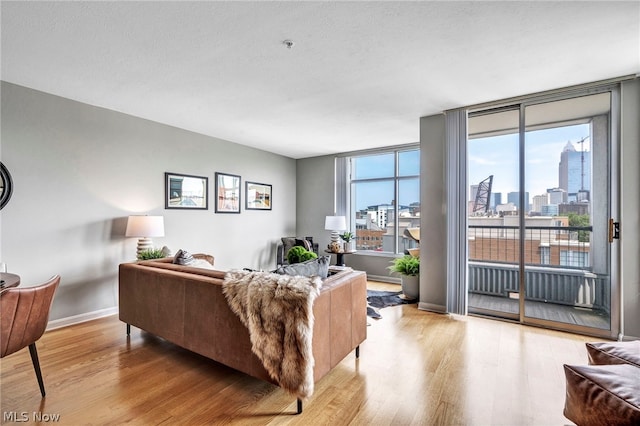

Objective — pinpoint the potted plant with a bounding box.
[286,246,318,264]
[340,231,356,252]
[388,255,420,300]
[137,248,166,261]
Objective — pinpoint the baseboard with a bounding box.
[367,274,401,284]
[47,306,118,331]
[418,302,447,314]
[621,334,640,341]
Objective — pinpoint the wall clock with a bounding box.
[0,162,13,210]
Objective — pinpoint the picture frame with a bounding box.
[246,181,272,210]
[165,172,208,210]
[215,172,241,213]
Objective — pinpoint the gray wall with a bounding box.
[0,82,296,323]
[418,114,448,313]
[294,155,335,252]
[620,78,640,339]
[296,155,402,284]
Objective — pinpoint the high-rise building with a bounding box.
[507,191,530,212]
[559,141,591,196]
[548,188,567,204]
[532,193,549,212]
[490,193,502,210]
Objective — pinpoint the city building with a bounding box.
[490,193,502,210]
[559,140,591,199]
[468,215,587,267]
[532,193,549,213]
[355,204,419,251]
[541,204,559,216]
[548,188,568,204]
[507,191,530,212]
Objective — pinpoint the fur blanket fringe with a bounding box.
[222,270,322,399]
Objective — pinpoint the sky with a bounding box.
[351,123,591,212]
[352,150,420,211]
[468,123,591,201]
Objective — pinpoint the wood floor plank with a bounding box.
[1,281,598,425]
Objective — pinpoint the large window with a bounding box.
[349,148,419,254]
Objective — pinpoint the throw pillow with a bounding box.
[173,249,195,265]
[281,237,313,260]
[190,258,215,270]
[296,238,312,251]
[276,255,330,279]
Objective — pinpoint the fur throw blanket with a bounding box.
[222,270,322,399]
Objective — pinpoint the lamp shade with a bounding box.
[324,215,346,231]
[125,215,165,238]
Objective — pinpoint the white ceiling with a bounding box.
[2,1,638,159]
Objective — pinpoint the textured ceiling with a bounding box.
[1,1,638,159]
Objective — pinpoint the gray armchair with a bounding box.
[276,237,319,266]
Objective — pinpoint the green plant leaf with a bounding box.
[286,246,317,264]
[387,255,420,276]
[340,231,354,242]
[137,248,166,260]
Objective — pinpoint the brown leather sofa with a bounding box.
[563,340,640,425]
[118,256,367,411]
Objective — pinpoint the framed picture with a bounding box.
[165,172,208,209]
[246,181,272,210]
[215,172,241,213]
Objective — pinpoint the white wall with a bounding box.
[0,82,296,323]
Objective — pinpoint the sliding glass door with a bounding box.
[467,107,521,320]
[467,89,618,337]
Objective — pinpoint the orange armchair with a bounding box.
[1,275,60,397]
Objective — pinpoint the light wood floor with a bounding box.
[1,281,600,425]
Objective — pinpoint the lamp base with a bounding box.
[136,238,154,258]
[330,230,341,242]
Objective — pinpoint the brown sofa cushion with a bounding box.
[563,363,640,426]
[586,341,640,368]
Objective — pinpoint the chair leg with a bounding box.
[297,398,303,414]
[28,343,46,397]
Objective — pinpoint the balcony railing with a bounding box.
[469,225,592,267]
[468,261,610,313]
[467,224,610,318]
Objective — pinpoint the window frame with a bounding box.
[347,147,420,255]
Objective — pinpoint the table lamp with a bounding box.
[325,215,347,243]
[125,215,165,258]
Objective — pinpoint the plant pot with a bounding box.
[343,241,355,252]
[401,275,420,300]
